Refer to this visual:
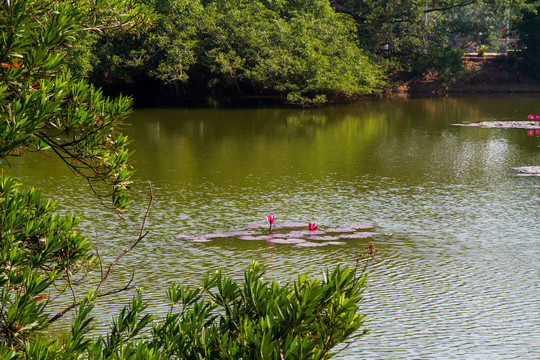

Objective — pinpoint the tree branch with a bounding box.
[48,182,159,324]
[425,1,477,13]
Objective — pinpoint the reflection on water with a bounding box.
[4,96,540,359]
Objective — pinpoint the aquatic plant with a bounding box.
[267,214,275,232]
[178,221,387,247]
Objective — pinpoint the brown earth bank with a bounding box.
[382,54,540,95]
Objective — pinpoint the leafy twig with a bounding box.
[48,182,159,324]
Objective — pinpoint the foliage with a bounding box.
[0,171,161,358]
[0,0,154,210]
[515,2,540,77]
[477,44,489,55]
[148,262,369,359]
[0,0,154,355]
[1,259,370,359]
[0,173,96,348]
[90,0,384,105]
[331,0,533,77]
[1,1,375,358]
[410,45,468,82]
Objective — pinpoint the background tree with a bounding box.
[331,0,533,78]
[90,0,384,105]
[515,1,540,77]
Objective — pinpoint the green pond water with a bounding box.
[4,95,540,359]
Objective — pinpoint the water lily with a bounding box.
[536,115,540,120]
[266,214,275,232]
[527,130,534,136]
[308,222,318,231]
[528,114,534,120]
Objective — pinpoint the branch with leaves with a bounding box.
[48,183,159,324]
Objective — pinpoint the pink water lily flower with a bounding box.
[528,114,535,120]
[266,214,275,232]
[536,115,540,120]
[527,130,534,136]
[308,222,318,231]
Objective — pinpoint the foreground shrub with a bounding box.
[147,262,369,359]
[0,175,371,358]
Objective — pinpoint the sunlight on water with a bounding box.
[3,96,540,359]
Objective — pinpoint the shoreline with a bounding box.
[382,54,540,96]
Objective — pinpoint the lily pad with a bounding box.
[190,237,213,243]
[179,220,380,247]
[305,230,327,235]
[284,230,310,238]
[339,232,379,239]
[199,233,233,239]
[326,227,357,233]
[243,223,267,229]
[267,238,306,244]
[279,222,310,228]
[268,233,288,238]
[512,166,540,176]
[237,235,270,241]
[453,121,540,129]
[223,230,259,237]
[180,230,259,241]
[306,235,341,241]
[296,241,329,247]
[244,222,309,229]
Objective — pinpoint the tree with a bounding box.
[331,0,533,76]
[90,0,384,105]
[515,1,540,77]
[0,0,154,353]
[1,0,154,211]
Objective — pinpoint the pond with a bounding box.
[5,95,540,359]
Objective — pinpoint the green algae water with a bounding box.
[5,95,540,359]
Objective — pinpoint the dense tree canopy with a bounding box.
[332,0,532,71]
[515,0,540,76]
[91,0,384,105]
[83,0,540,102]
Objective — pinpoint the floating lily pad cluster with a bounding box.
[512,166,540,177]
[453,121,540,129]
[454,118,540,175]
[177,222,384,247]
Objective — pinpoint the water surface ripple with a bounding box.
[3,96,540,359]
